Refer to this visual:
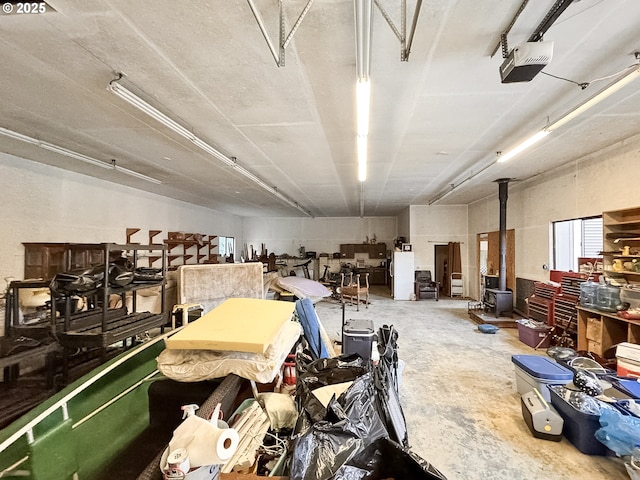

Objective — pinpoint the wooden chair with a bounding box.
[340,272,369,311]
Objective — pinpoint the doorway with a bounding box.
[476,229,515,297]
[434,244,448,296]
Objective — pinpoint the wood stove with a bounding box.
[484,288,513,318]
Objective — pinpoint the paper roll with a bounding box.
[212,422,240,463]
[168,416,240,468]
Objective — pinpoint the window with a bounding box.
[552,216,602,271]
[218,236,235,258]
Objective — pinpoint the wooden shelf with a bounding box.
[577,306,637,356]
[603,206,640,284]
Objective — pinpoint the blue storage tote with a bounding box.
[511,355,573,402]
[548,387,610,455]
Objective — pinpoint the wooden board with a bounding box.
[164,298,295,353]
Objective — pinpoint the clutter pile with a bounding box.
[513,347,640,476]
[152,297,447,480]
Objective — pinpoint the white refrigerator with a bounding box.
[391,251,415,300]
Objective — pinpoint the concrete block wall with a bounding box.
[242,216,397,259]
[466,134,640,300]
[0,153,244,284]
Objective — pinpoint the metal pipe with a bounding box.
[497,178,510,291]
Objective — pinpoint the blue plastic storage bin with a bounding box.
[511,355,573,402]
[548,387,611,455]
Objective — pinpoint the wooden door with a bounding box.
[478,229,515,291]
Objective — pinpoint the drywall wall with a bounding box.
[0,153,244,283]
[467,134,640,300]
[242,216,397,258]
[397,206,410,243]
[409,204,469,289]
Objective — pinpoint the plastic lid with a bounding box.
[344,318,374,334]
[511,355,573,380]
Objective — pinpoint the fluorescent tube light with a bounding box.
[430,64,640,204]
[108,82,196,141]
[355,0,372,80]
[496,130,550,163]
[108,78,312,217]
[111,161,162,184]
[0,126,161,184]
[357,134,367,181]
[357,79,371,136]
[547,65,640,132]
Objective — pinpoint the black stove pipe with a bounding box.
[497,178,510,292]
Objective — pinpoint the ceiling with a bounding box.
[0,0,639,218]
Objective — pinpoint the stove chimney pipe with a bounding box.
[496,178,510,292]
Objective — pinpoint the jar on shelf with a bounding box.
[579,279,598,308]
[596,281,621,312]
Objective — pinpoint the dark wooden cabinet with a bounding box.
[371,243,387,259]
[23,243,107,280]
[339,243,387,260]
[23,243,67,280]
[340,244,356,258]
[370,267,387,285]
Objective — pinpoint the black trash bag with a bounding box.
[296,353,368,424]
[332,437,448,480]
[290,372,389,480]
[374,360,409,447]
[374,324,409,447]
[49,269,104,297]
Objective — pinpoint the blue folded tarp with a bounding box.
[295,298,331,359]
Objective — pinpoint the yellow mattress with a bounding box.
[164,298,296,353]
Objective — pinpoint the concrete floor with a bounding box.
[313,286,629,480]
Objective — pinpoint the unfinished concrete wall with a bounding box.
[467,134,640,300]
[409,205,469,293]
[0,153,244,284]
[242,216,397,258]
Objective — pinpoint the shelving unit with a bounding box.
[602,206,640,283]
[577,306,640,356]
[126,229,218,268]
[54,243,168,365]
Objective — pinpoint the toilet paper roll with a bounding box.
[210,423,239,463]
[168,416,240,468]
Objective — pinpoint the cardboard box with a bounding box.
[586,317,601,341]
[588,339,603,356]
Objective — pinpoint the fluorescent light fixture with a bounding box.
[0,126,162,184]
[497,64,640,164]
[357,134,367,181]
[430,64,640,204]
[356,79,370,182]
[355,0,372,186]
[354,0,372,80]
[496,130,549,163]
[547,65,640,132]
[357,79,370,136]
[108,81,196,141]
[108,78,312,217]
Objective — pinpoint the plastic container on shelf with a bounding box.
[579,279,598,308]
[596,281,621,312]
